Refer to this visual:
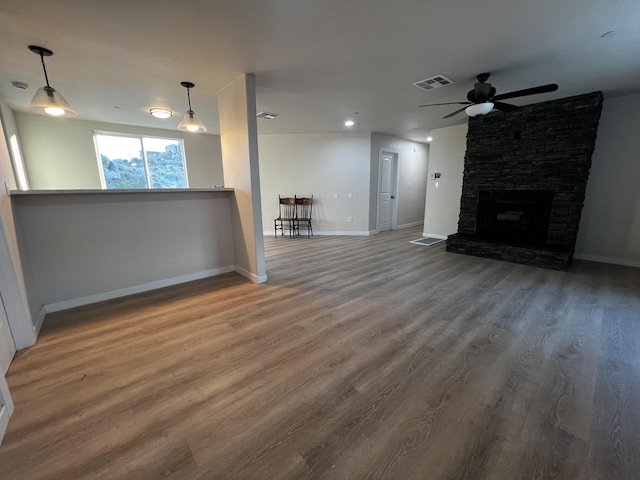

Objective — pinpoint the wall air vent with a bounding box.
[256,111,281,119]
[412,75,454,92]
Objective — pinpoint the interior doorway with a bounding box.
[377,150,398,232]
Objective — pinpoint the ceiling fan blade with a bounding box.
[443,106,469,119]
[493,83,558,101]
[493,101,519,112]
[419,101,471,107]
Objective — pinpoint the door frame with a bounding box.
[376,148,399,232]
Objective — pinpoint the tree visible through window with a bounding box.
[95,133,188,189]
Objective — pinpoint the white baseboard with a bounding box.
[235,265,268,284]
[264,230,372,236]
[395,221,424,230]
[34,306,46,337]
[44,266,236,313]
[316,231,372,236]
[263,230,281,237]
[573,253,640,268]
[421,232,449,240]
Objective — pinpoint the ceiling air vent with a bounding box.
[412,75,454,92]
[256,111,281,119]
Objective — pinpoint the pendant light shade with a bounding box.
[177,82,207,133]
[178,111,207,133]
[27,46,76,117]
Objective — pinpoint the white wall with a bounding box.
[13,191,235,310]
[370,133,428,230]
[422,123,467,238]
[14,112,224,189]
[575,94,640,267]
[259,132,372,234]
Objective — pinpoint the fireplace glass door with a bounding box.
[475,190,554,246]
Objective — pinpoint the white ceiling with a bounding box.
[1,0,639,142]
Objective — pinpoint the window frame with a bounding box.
[93,131,189,190]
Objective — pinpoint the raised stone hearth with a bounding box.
[446,234,571,270]
[446,92,603,270]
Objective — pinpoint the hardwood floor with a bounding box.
[1,226,639,479]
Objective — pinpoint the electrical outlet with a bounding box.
[348,193,353,199]
[334,193,339,199]
[347,216,353,223]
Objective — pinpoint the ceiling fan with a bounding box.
[419,73,558,119]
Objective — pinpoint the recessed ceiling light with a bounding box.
[149,108,173,119]
[426,136,433,143]
[345,120,355,127]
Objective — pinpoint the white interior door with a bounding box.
[377,151,396,231]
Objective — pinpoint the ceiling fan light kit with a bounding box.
[177,82,207,133]
[419,72,558,119]
[465,102,494,117]
[28,45,76,117]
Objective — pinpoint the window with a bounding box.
[94,133,188,189]
[10,134,29,190]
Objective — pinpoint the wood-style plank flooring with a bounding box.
[1,227,639,479]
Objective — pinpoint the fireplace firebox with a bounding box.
[475,190,554,247]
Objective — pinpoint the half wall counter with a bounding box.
[10,188,236,312]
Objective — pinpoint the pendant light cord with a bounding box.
[39,52,52,88]
[186,87,193,112]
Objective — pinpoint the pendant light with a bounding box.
[177,82,207,133]
[28,45,76,117]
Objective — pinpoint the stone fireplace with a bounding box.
[446,92,603,270]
